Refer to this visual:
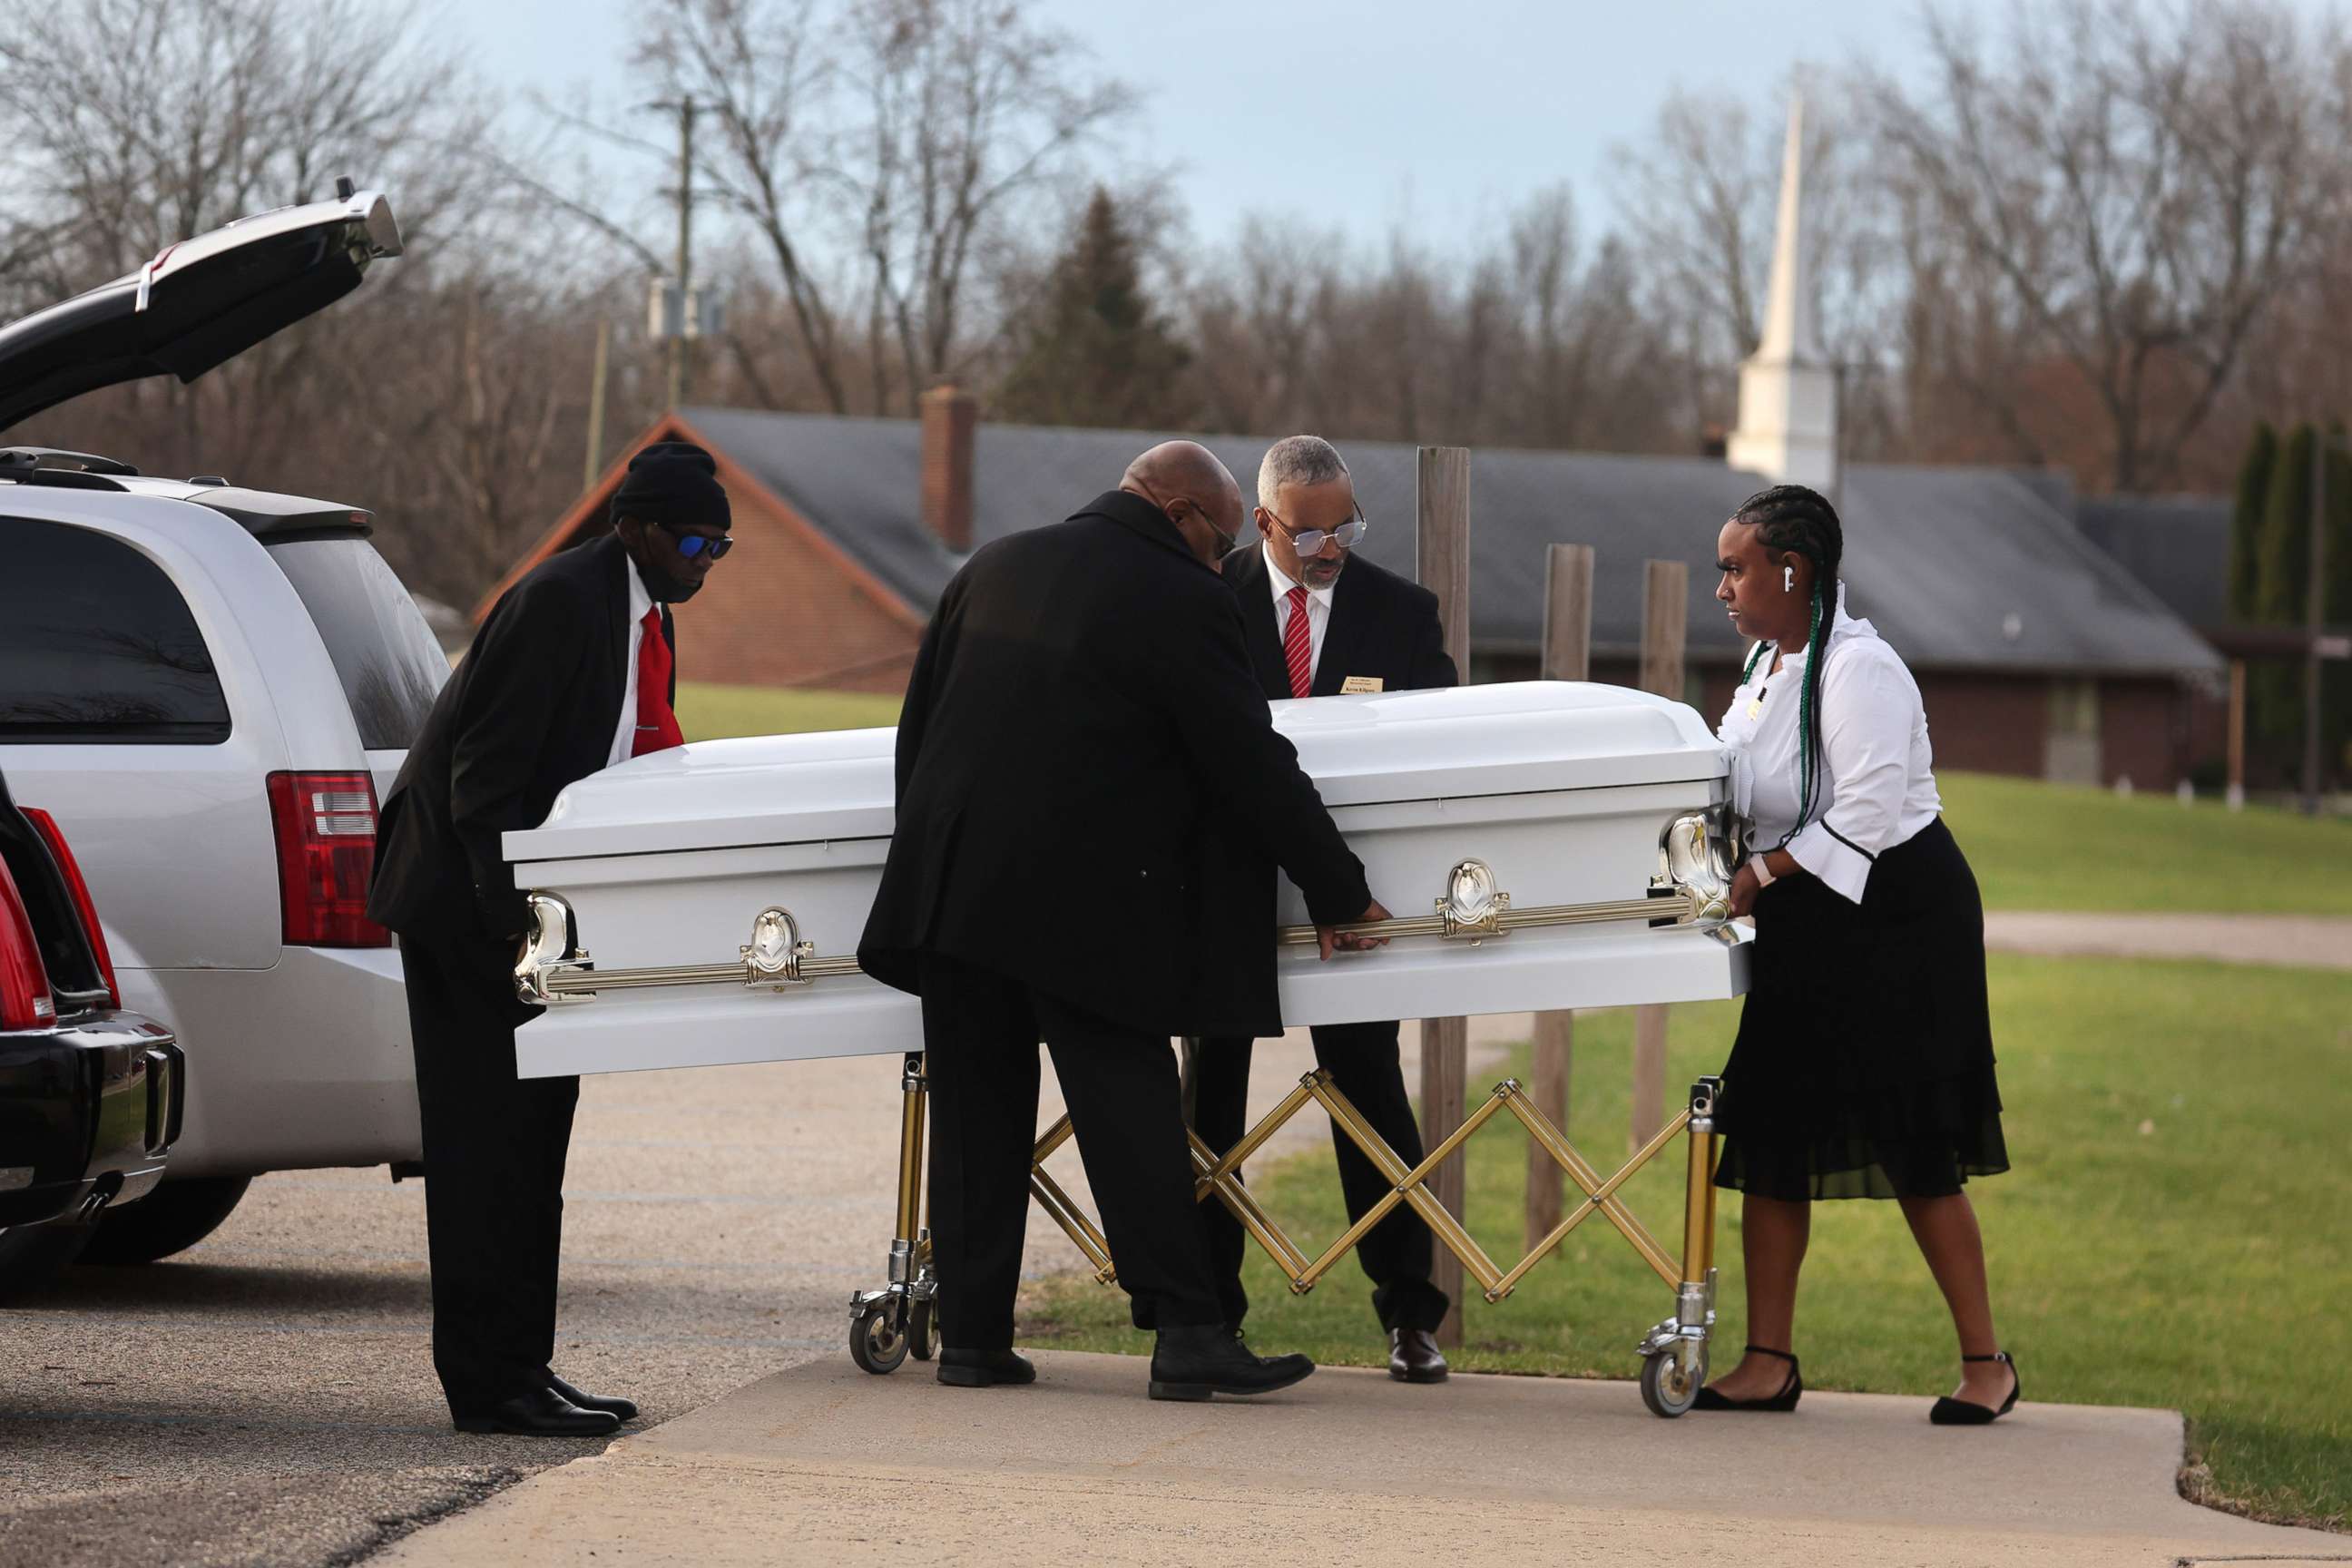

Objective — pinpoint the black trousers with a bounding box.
[1191,1021,1450,1333]
[918,952,1222,1348]
[400,930,579,1416]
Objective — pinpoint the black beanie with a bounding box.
[612,440,730,533]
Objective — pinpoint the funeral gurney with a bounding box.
[501,681,1749,1416]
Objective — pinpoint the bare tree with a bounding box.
[1173,187,1690,457]
[1866,0,2352,490]
[632,0,1119,416]
[831,0,1122,412]
[0,0,503,470]
[1610,76,1888,443]
[637,0,852,412]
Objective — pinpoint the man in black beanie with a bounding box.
[369,440,734,1434]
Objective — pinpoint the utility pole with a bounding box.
[583,318,611,494]
[669,94,697,410]
[2303,428,2329,816]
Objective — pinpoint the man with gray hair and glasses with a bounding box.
[1191,434,1459,1383]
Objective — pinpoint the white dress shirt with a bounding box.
[607,559,657,768]
[1716,584,1943,904]
[1263,544,1335,687]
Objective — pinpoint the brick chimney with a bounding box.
[920,383,976,552]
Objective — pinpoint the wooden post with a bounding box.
[1542,544,1594,684]
[1526,544,1593,1250]
[1639,558,1690,704]
[2226,658,2248,811]
[1632,560,1690,1149]
[1525,1008,1572,1248]
[1417,447,1472,1348]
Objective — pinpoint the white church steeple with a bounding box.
[1727,95,1839,493]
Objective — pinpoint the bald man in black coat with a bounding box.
[860,441,1389,1402]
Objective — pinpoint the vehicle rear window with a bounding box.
[265,538,449,749]
[0,518,230,743]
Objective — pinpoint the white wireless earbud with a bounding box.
[1783,564,1794,593]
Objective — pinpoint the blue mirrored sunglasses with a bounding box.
[656,521,734,560]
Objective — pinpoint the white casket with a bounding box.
[503,681,1751,1079]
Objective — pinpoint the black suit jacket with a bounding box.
[369,534,673,946]
[1220,543,1457,699]
[858,491,1370,1039]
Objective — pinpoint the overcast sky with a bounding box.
[457,0,2337,258]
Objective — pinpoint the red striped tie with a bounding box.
[1282,584,1312,699]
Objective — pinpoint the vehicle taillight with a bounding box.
[265,772,390,948]
[22,808,121,1008]
[0,852,55,1031]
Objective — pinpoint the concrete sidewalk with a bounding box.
[1982,912,2352,970]
[376,1351,2347,1567]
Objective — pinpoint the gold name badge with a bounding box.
[1340,675,1385,694]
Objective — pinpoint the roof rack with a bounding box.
[0,446,141,476]
[0,447,133,491]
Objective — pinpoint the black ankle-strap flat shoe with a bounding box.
[1691,1344,1802,1412]
[1929,1350,2021,1426]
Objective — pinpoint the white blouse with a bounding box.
[1716,585,1942,904]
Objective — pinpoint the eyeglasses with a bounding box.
[656,521,733,560]
[1263,502,1368,555]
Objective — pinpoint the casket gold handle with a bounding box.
[513,810,1741,1004]
[741,906,816,989]
[514,896,858,1003]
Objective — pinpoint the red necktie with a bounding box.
[632,607,684,757]
[1282,584,1313,699]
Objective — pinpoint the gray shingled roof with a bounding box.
[681,406,2221,679]
[2073,495,2230,631]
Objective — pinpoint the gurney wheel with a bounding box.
[908,1295,937,1361]
[1640,1348,1702,1418]
[850,1298,910,1375]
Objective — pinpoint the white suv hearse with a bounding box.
[0,186,441,1279]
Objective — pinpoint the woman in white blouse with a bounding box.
[1694,484,2019,1426]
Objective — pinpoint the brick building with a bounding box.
[482,398,2222,788]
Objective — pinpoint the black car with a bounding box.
[0,764,182,1295]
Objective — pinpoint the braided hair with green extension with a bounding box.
[1731,484,1845,848]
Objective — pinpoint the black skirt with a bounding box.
[1713,817,2009,1201]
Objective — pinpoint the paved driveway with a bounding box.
[0,1054,922,1568]
[0,1006,1540,1568]
[373,1351,2350,1567]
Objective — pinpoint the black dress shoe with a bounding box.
[1148,1324,1315,1401]
[1388,1328,1450,1384]
[546,1371,639,1423]
[1929,1350,2022,1426]
[937,1348,1037,1387]
[452,1386,622,1437]
[1691,1344,1803,1412]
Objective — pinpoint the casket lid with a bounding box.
[505,681,1728,863]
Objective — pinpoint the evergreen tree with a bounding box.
[2326,430,2352,783]
[2228,423,2275,620]
[2257,424,2316,626]
[2251,425,2320,754]
[995,189,1193,431]
[2326,426,2352,626]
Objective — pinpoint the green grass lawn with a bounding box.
[1936,770,2352,915]
[1017,955,2352,1531]
[675,681,902,740]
